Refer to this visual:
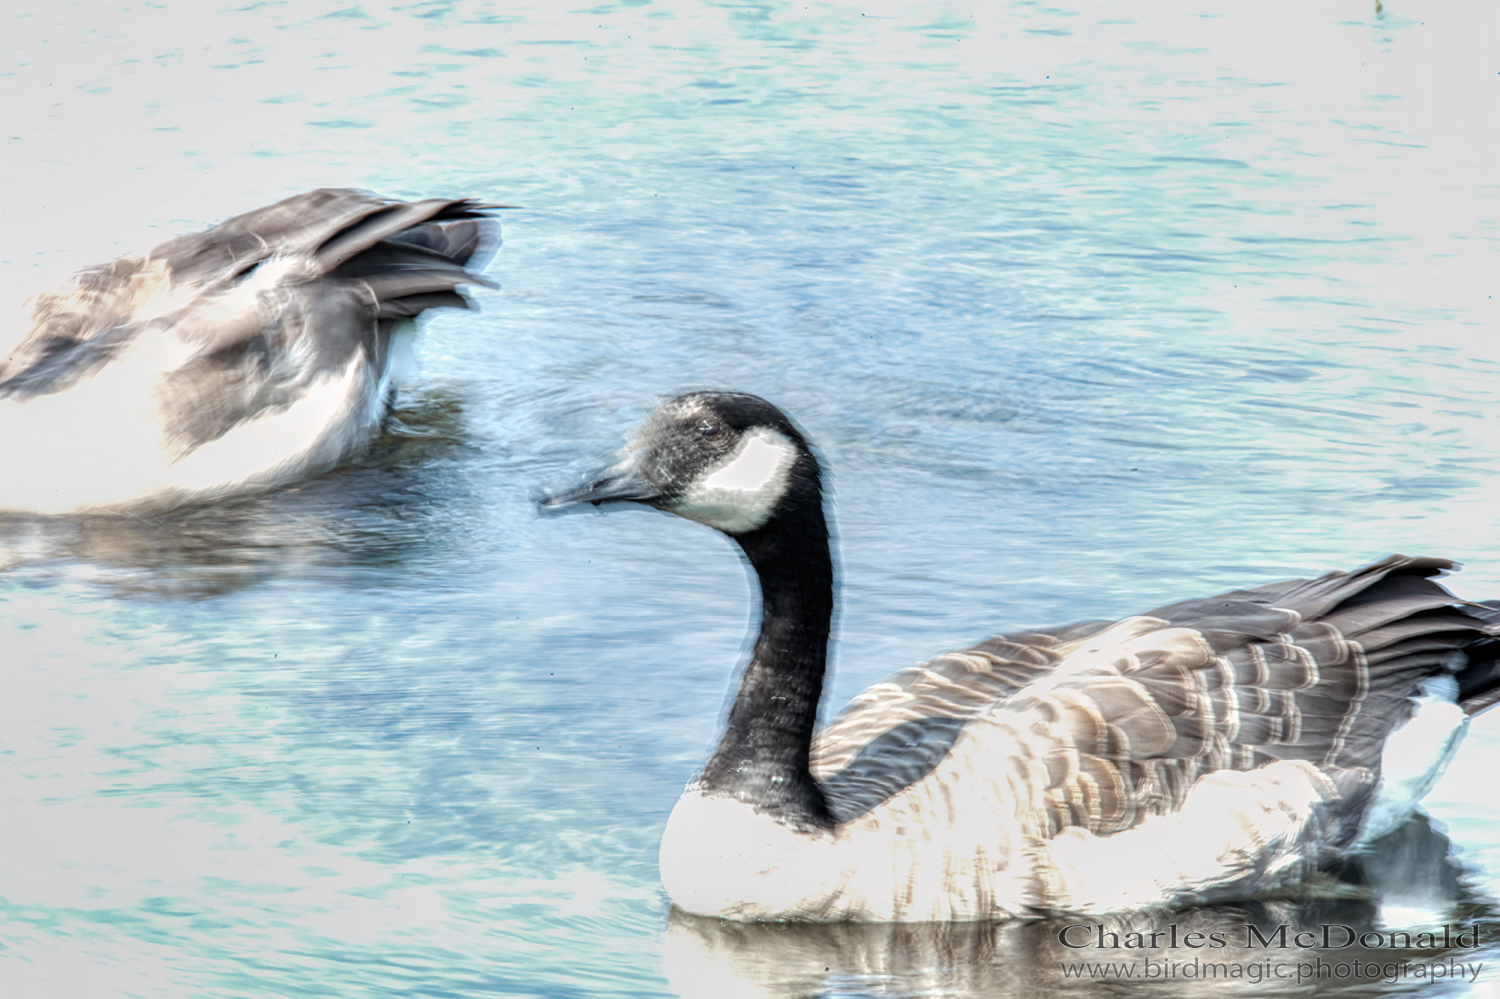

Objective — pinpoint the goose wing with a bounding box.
[809,618,1112,816]
[0,191,500,510]
[3,189,498,404]
[814,555,1498,843]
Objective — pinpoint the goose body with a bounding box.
[546,391,1500,921]
[0,189,499,514]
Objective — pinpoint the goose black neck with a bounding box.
[696,468,835,831]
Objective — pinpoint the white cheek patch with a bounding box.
[671,428,798,534]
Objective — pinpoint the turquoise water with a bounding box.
[2,1,1498,996]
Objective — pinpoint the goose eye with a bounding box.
[697,420,724,441]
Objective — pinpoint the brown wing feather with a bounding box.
[810,620,1113,780]
[6,190,499,378]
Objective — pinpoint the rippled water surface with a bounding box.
[3,2,1498,996]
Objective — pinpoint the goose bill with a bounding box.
[541,454,662,509]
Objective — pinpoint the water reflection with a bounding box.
[664,815,1496,998]
[0,389,472,599]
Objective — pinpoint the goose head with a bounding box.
[546,392,838,834]
[544,391,821,536]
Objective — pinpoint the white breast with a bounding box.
[660,792,844,920]
[0,350,376,513]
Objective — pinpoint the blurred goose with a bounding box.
[544,391,1500,920]
[0,189,500,513]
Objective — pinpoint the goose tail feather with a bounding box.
[1453,600,1500,715]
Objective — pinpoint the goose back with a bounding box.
[779,555,1499,916]
[812,556,1495,823]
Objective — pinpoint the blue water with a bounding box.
[2,1,1498,996]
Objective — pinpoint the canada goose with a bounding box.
[0,189,500,514]
[544,390,1500,920]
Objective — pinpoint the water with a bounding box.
[2,1,1498,995]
